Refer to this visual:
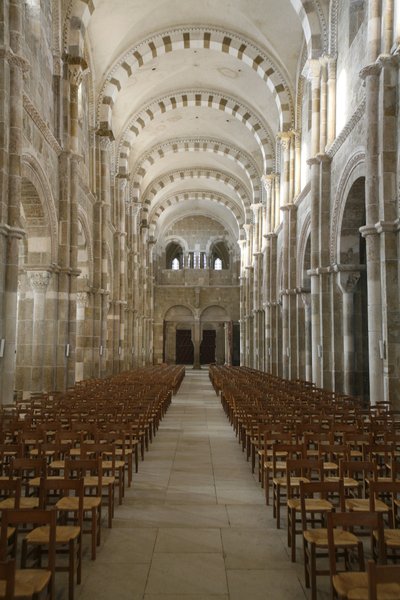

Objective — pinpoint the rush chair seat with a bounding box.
[326,511,385,600]
[286,458,325,562]
[367,560,400,600]
[0,558,15,600]
[0,508,57,600]
[63,459,102,560]
[301,479,359,600]
[23,478,84,600]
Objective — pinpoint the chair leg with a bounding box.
[310,543,317,600]
[303,539,310,588]
[69,539,75,600]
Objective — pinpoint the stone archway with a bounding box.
[337,177,369,401]
[16,176,55,396]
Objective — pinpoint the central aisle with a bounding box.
[76,370,308,600]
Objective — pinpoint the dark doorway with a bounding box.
[200,330,216,364]
[232,322,240,366]
[175,330,194,364]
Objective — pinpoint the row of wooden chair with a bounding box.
[210,365,400,600]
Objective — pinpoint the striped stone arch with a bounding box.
[131,137,262,204]
[21,153,58,265]
[290,0,327,59]
[97,26,293,131]
[118,90,274,174]
[148,190,245,231]
[140,168,252,223]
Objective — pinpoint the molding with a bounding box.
[23,94,62,156]
[326,96,366,158]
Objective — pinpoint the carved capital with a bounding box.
[359,63,381,80]
[337,270,361,294]
[76,292,89,308]
[28,270,51,293]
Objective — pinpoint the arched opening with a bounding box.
[210,241,230,269]
[16,176,53,396]
[166,242,183,270]
[338,177,369,402]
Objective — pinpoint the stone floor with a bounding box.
[66,369,331,600]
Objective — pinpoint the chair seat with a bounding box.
[345,498,389,512]
[29,475,64,488]
[273,476,309,487]
[56,496,101,511]
[26,524,81,544]
[84,475,115,487]
[380,529,400,548]
[304,527,359,547]
[325,476,359,488]
[323,461,339,472]
[265,460,286,470]
[0,497,39,509]
[102,460,125,470]
[10,569,52,596]
[333,571,368,600]
[287,498,333,511]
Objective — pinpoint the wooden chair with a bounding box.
[80,444,116,526]
[0,559,15,600]
[301,479,359,600]
[369,480,400,563]
[286,458,324,561]
[367,560,400,600]
[64,459,102,559]
[271,443,304,526]
[327,511,385,600]
[0,508,57,600]
[22,478,84,600]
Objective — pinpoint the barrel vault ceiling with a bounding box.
[67,0,327,241]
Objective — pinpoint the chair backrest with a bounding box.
[327,511,385,576]
[39,477,84,525]
[64,458,103,492]
[367,560,400,600]
[0,559,15,600]
[369,480,400,529]
[300,479,345,531]
[0,478,21,508]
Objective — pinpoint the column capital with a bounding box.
[76,292,89,308]
[27,270,52,293]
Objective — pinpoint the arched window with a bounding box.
[166,242,183,269]
[171,258,180,270]
[211,241,230,270]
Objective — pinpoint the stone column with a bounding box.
[75,291,89,382]
[279,133,292,379]
[301,292,312,382]
[27,270,51,392]
[193,316,201,369]
[326,57,337,146]
[337,269,361,395]
[358,0,384,404]
[0,1,27,404]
